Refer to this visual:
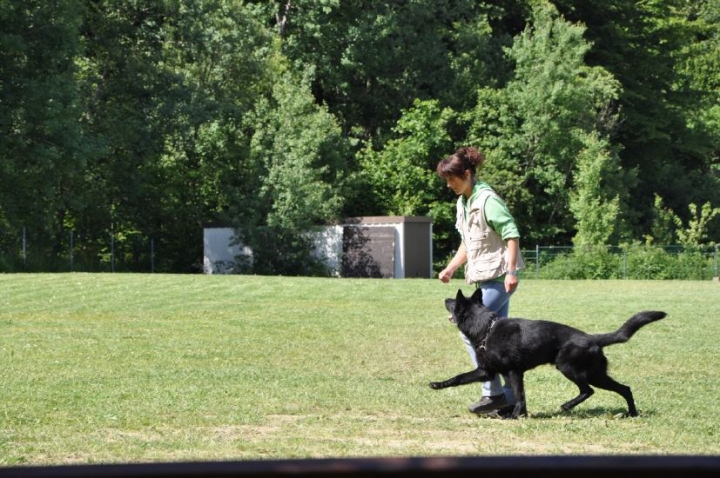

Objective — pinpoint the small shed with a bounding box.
[341,216,433,278]
[203,216,433,278]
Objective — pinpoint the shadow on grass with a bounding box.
[528,406,658,419]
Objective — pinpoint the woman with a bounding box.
[437,146,524,415]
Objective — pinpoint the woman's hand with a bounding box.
[504,238,520,293]
[439,267,455,283]
[505,273,519,293]
[439,244,467,283]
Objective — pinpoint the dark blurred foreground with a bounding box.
[2,455,719,478]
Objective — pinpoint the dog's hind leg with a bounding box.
[589,373,637,417]
[429,368,493,390]
[560,381,595,412]
[557,365,595,412]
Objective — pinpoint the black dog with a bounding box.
[430,288,666,419]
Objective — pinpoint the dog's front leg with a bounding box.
[505,370,528,419]
[429,368,493,390]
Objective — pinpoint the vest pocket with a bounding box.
[465,233,489,252]
[465,246,505,283]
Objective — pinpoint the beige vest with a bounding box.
[457,189,524,284]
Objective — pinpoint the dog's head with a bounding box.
[444,288,484,325]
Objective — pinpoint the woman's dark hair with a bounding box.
[436,147,486,179]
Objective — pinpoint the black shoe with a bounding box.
[468,394,509,414]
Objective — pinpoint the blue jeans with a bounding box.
[460,280,516,403]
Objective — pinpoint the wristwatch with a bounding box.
[506,270,518,276]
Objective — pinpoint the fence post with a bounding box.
[714,244,718,279]
[70,231,74,272]
[22,226,27,270]
[535,244,540,278]
[111,229,115,273]
[623,250,627,279]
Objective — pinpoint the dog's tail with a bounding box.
[594,311,666,347]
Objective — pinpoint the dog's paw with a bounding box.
[508,404,528,419]
[429,382,444,390]
[616,411,638,419]
[485,406,515,420]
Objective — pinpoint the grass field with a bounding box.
[1,274,719,465]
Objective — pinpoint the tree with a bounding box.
[151,0,275,271]
[652,194,720,246]
[76,0,177,269]
[0,0,85,267]
[466,1,629,245]
[569,132,621,247]
[238,65,351,275]
[247,0,503,143]
[672,0,720,239]
[2,0,717,272]
[650,194,678,245]
[676,202,720,247]
[76,0,274,271]
[553,0,720,240]
[358,99,454,217]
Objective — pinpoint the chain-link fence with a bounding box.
[0,227,157,273]
[2,225,719,279]
[521,244,719,280]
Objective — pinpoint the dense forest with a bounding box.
[1,0,719,273]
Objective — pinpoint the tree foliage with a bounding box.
[358,99,453,217]
[239,65,350,275]
[569,132,622,248]
[464,2,630,245]
[1,0,718,273]
[0,0,84,256]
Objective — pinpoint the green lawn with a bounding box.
[1,274,718,465]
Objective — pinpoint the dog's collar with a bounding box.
[477,316,499,366]
[481,316,498,347]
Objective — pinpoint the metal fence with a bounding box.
[521,244,719,280]
[0,227,157,273]
[2,225,719,279]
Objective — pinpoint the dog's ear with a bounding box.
[453,289,471,322]
[455,289,471,309]
[470,287,483,305]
